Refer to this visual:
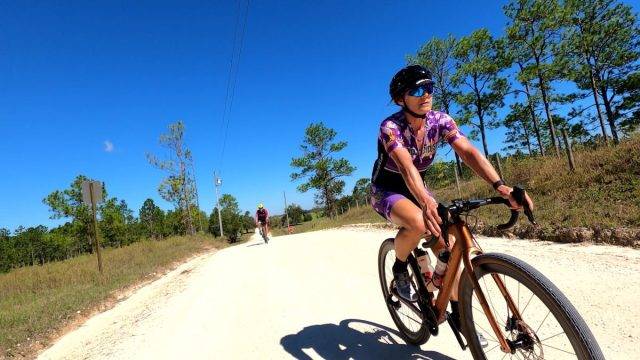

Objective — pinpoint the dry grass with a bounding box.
[433,135,640,228]
[0,234,229,357]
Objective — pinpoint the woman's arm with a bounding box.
[389,148,442,236]
[451,137,501,184]
[451,137,534,209]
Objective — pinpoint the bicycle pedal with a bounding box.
[477,333,489,348]
[385,293,401,310]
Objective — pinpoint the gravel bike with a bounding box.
[258,222,269,244]
[378,187,604,359]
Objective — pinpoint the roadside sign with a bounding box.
[81,180,104,273]
[82,181,103,206]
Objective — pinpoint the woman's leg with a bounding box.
[388,198,428,261]
[389,199,461,301]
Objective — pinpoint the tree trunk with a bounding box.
[600,86,620,144]
[323,185,333,218]
[589,69,609,145]
[179,164,195,235]
[443,102,465,175]
[473,80,490,157]
[521,118,533,155]
[523,80,545,156]
[537,73,560,156]
[479,118,489,158]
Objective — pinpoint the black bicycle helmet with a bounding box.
[389,65,433,102]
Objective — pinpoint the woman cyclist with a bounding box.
[255,203,270,241]
[370,64,534,329]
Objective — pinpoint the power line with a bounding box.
[217,0,242,141]
[219,0,251,167]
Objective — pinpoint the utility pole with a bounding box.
[214,171,224,237]
[283,191,290,231]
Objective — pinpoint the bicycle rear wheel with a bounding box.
[458,253,604,360]
[378,238,430,345]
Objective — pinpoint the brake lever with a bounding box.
[512,186,537,225]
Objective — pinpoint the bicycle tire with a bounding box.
[458,253,604,360]
[378,238,431,345]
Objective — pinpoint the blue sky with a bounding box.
[1,1,637,231]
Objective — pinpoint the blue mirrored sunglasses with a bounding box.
[407,83,434,97]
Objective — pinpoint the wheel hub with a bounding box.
[505,317,543,359]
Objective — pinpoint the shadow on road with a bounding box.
[280,319,456,360]
[246,243,266,247]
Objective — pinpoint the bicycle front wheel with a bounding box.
[459,253,604,360]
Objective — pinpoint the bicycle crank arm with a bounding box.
[446,311,467,350]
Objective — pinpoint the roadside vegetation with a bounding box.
[0,121,254,357]
[0,233,248,358]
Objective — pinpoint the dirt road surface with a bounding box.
[39,228,640,359]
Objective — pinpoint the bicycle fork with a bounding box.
[440,223,523,355]
[458,225,523,355]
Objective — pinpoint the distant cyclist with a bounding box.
[255,203,270,242]
[370,64,534,329]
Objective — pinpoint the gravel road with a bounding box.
[39,228,640,359]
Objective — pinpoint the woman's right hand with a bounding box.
[422,196,442,238]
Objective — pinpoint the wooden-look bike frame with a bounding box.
[431,219,522,354]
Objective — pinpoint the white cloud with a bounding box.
[104,140,114,152]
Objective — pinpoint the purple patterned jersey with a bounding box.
[371,110,463,195]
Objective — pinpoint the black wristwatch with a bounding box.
[492,179,506,190]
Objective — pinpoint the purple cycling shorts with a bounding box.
[370,184,434,221]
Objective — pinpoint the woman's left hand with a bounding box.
[496,185,534,210]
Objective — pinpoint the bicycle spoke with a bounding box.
[540,330,567,342]
[480,276,506,328]
[534,309,552,334]
[403,308,420,329]
[482,276,503,327]
[520,291,535,317]
[485,343,501,354]
[473,321,499,343]
[543,343,576,356]
[401,301,423,321]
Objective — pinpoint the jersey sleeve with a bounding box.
[438,113,464,145]
[379,120,406,154]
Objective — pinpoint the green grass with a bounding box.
[0,234,231,357]
[272,206,384,236]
